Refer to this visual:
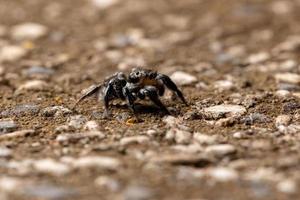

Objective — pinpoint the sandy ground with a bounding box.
[0,0,299,199]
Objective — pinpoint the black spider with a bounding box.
[73,68,188,118]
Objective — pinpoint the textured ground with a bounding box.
[0,0,300,199]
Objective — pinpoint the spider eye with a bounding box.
[135,72,140,76]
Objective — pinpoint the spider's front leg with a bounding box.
[102,84,115,118]
[139,86,170,115]
[122,86,139,117]
[156,73,188,105]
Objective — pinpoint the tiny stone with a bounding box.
[171,143,203,154]
[162,116,182,127]
[122,185,155,200]
[205,144,236,157]
[70,156,121,170]
[83,121,99,131]
[120,136,150,146]
[275,73,300,84]
[68,115,87,129]
[1,104,40,117]
[247,52,270,64]
[193,132,217,145]
[146,129,157,136]
[11,23,48,40]
[91,0,120,9]
[0,177,23,192]
[23,66,55,77]
[32,159,71,176]
[209,167,238,182]
[0,120,18,133]
[214,80,234,91]
[241,113,270,125]
[56,131,105,142]
[277,179,297,194]
[0,129,34,140]
[0,45,27,62]
[170,71,197,86]
[203,104,246,119]
[22,184,76,200]
[42,106,72,117]
[16,80,50,92]
[174,129,192,144]
[95,176,120,192]
[275,115,291,127]
[275,90,290,97]
[0,147,12,158]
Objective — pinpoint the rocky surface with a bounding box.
[0,0,300,200]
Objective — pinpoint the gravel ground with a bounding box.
[0,0,300,199]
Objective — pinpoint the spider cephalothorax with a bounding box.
[74,68,188,118]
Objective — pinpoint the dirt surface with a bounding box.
[0,0,300,199]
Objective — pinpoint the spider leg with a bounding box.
[72,84,103,109]
[140,86,170,115]
[156,74,188,105]
[102,84,115,118]
[122,87,138,117]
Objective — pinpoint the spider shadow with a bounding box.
[114,103,168,115]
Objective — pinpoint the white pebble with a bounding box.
[205,144,236,157]
[95,176,120,191]
[91,0,119,9]
[83,121,99,131]
[247,52,270,64]
[275,73,300,84]
[11,23,48,40]
[204,104,246,118]
[277,179,297,194]
[0,45,27,62]
[32,159,70,176]
[120,136,150,146]
[193,132,217,145]
[170,71,197,86]
[16,80,50,92]
[275,115,291,127]
[275,90,290,97]
[214,80,234,91]
[209,167,238,182]
[71,156,121,170]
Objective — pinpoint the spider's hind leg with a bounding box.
[156,74,188,105]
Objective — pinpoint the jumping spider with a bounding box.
[74,68,188,118]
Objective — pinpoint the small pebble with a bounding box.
[170,71,197,86]
[214,80,234,91]
[83,121,99,131]
[0,147,12,158]
[275,115,291,127]
[68,115,87,129]
[203,104,246,119]
[0,129,34,139]
[32,159,71,176]
[56,131,105,142]
[95,176,120,191]
[275,73,300,84]
[91,0,120,9]
[16,80,50,93]
[0,45,27,62]
[69,156,121,170]
[11,23,48,40]
[42,106,72,117]
[122,185,156,200]
[1,104,40,117]
[120,136,150,146]
[193,132,217,145]
[277,179,297,194]
[247,52,269,64]
[0,120,18,133]
[23,66,54,78]
[209,167,238,182]
[205,144,236,157]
